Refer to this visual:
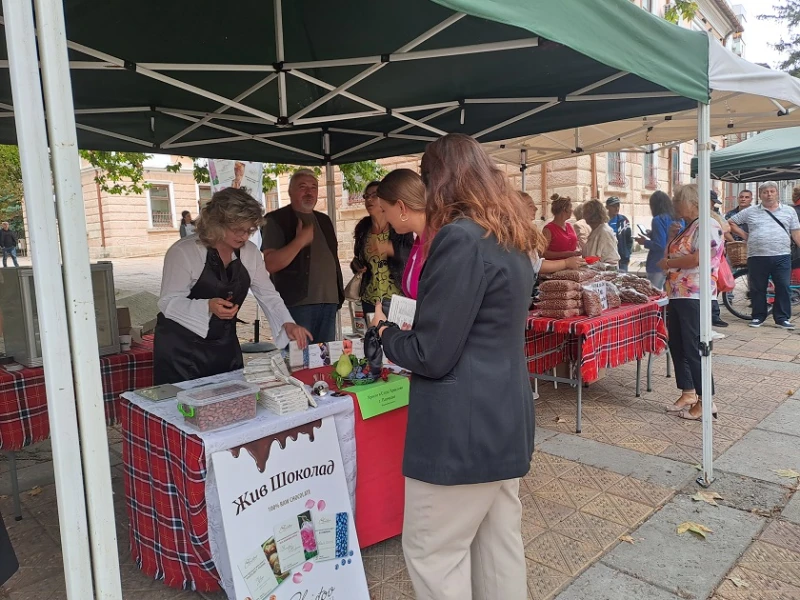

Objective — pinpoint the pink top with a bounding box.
[402,234,426,300]
[544,221,578,253]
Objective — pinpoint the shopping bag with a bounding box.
[344,272,363,303]
[717,253,735,294]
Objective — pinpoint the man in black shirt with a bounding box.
[0,222,18,267]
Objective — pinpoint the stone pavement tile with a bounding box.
[5,573,65,600]
[737,540,800,588]
[781,491,800,525]
[601,494,764,599]
[682,472,790,517]
[713,565,800,600]
[555,563,681,600]
[526,559,572,600]
[754,398,800,438]
[537,433,698,488]
[716,428,800,487]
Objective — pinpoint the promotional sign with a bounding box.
[211,417,369,600]
[208,158,265,247]
[588,280,609,311]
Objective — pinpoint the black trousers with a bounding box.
[0,508,18,586]
[667,299,715,397]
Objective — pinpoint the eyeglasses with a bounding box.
[229,226,259,237]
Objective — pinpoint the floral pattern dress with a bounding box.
[363,231,401,304]
[665,218,724,300]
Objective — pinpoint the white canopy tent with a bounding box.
[487,40,800,166]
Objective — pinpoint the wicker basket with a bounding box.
[727,241,747,268]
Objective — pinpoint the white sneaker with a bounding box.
[750,319,764,328]
[711,330,726,340]
[777,320,796,331]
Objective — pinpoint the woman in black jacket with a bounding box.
[371,134,537,600]
[350,181,413,314]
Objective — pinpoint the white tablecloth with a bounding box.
[122,370,357,598]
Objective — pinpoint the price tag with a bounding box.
[589,280,609,310]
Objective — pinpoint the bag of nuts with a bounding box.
[581,287,603,317]
[539,279,583,293]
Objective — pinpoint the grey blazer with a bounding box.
[382,219,534,486]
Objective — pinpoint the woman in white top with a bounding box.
[155,188,311,384]
[581,199,621,266]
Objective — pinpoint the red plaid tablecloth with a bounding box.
[526,301,668,383]
[0,338,154,452]
[122,367,407,592]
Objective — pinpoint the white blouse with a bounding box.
[158,234,294,348]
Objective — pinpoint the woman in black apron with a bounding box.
[154,188,311,385]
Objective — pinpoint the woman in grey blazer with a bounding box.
[372,133,537,600]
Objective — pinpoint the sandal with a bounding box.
[677,402,718,421]
[666,393,698,413]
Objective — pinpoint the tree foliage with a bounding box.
[79,150,152,195]
[760,2,800,76]
[663,0,699,25]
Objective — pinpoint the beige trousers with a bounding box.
[402,477,527,600]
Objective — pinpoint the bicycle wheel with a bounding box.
[722,268,773,321]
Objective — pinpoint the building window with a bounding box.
[671,147,683,190]
[265,190,279,211]
[607,152,626,187]
[198,185,212,212]
[644,148,658,190]
[147,183,174,228]
[642,0,653,12]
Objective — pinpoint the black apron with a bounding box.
[0,509,18,586]
[154,248,251,385]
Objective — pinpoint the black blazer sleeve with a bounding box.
[381,224,486,379]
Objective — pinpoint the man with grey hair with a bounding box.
[261,169,344,343]
[0,221,18,267]
[729,181,800,329]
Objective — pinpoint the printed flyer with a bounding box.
[211,416,369,600]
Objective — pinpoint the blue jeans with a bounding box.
[2,247,18,268]
[288,303,339,344]
[618,259,630,273]
[748,254,791,323]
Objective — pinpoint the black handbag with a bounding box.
[363,326,384,374]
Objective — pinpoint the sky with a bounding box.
[736,0,788,68]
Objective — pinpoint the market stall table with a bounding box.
[121,366,407,594]
[526,301,668,433]
[0,338,154,519]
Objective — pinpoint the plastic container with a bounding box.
[176,380,260,432]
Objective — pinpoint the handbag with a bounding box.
[717,251,735,294]
[344,272,363,303]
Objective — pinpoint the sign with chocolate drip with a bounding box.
[212,416,368,600]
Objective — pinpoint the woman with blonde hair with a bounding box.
[582,199,621,266]
[378,168,429,299]
[154,187,311,384]
[371,134,535,599]
[658,184,723,420]
[542,194,581,259]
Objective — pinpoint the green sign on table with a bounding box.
[348,375,410,420]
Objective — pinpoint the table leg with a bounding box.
[635,359,642,397]
[553,368,558,390]
[5,452,22,521]
[576,346,583,434]
[646,353,653,392]
[666,348,673,378]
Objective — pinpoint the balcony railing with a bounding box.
[607,153,626,187]
[151,210,173,228]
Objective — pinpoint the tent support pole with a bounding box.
[323,131,342,339]
[1,0,95,597]
[520,149,527,192]
[697,101,715,487]
[35,0,124,594]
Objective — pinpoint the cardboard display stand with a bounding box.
[212,416,369,600]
